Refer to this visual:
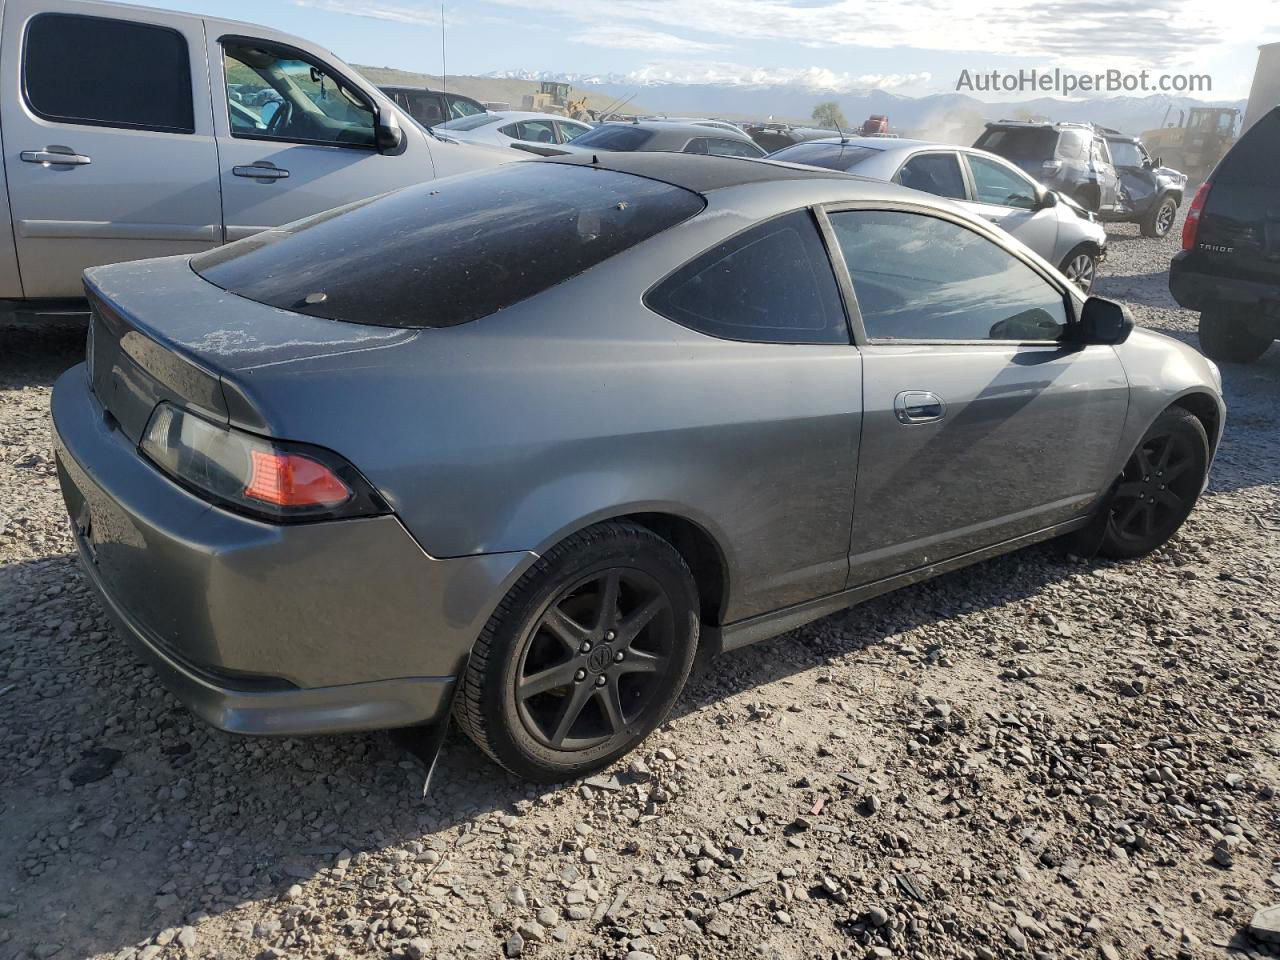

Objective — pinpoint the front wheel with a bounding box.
[1140,195,1178,238]
[1099,408,1208,559]
[1059,246,1098,293]
[453,522,699,782]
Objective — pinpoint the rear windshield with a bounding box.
[768,142,881,171]
[571,125,655,151]
[973,127,1058,164]
[438,113,500,131]
[1214,108,1279,186]
[192,163,705,328]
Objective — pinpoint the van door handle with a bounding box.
[21,147,91,166]
[895,390,946,424]
[233,162,289,181]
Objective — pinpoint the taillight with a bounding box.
[139,403,386,522]
[1182,181,1212,251]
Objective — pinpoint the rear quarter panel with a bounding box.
[229,183,869,622]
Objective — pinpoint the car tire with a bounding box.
[1140,194,1178,238]
[1198,308,1273,363]
[1059,246,1098,293]
[1099,407,1208,560]
[453,521,699,782]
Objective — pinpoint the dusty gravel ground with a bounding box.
[2,216,1278,960]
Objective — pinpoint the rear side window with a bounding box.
[24,13,194,133]
[895,153,966,199]
[973,127,1056,164]
[829,210,1067,342]
[192,163,705,328]
[1215,109,1280,186]
[572,125,655,151]
[646,210,848,344]
[684,137,764,158]
[514,120,558,143]
[769,142,881,170]
[1056,130,1087,160]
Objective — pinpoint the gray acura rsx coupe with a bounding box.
[52,153,1225,782]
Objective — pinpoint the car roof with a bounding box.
[487,111,586,123]
[615,120,753,138]
[784,136,935,152]
[538,152,859,194]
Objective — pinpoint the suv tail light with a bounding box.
[1182,181,1212,251]
[140,403,387,522]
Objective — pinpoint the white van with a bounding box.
[0,0,514,308]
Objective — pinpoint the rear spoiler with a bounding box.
[510,142,572,157]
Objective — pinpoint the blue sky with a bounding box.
[135,0,1279,100]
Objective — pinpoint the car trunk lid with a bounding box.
[84,256,418,442]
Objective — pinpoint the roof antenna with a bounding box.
[833,115,848,143]
[592,154,599,164]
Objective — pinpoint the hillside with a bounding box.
[354,65,650,116]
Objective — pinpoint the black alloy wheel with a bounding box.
[515,567,674,751]
[1100,408,1208,559]
[454,521,699,782]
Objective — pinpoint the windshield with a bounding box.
[438,113,500,132]
[191,163,705,328]
[973,127,1058,164]
[570,125,655,151]
[768,141,882,171]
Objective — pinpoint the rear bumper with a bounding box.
[51,363,534,735]
[1169,250,1280,318]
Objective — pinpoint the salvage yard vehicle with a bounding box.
[1170,106,1280,363]
[768,137,1109,292]
[52,154,1225,782]
[0,0,513,313]
[1140,106,1239,182]
[434,110,593,150]
[974,120,1187,236]
[523,120,767,159]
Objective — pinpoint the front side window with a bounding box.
[1107,140,1142,167]
[223,42,375,147]
[895,153,966,200]
[646,210,847,344]
[24,13,194,133]
[967,155,1037,209]
[828,209,1067,342]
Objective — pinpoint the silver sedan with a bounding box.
[770,137,1109,292]
[52,154,1221,782]
[434,110,593,152]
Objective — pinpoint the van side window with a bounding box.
[24,14,194,134]
[222,41,376,148]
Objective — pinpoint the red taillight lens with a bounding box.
[245,450,352,508]
[1182,181,1211,251]
[140,403,383,522]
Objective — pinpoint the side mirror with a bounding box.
[1074,296,1134,345]
[1036,189,1058,210]
[376,115,405,154]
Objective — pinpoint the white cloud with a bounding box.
[626,60,930,92]
[570,26,725,53]
[292,0,442,26]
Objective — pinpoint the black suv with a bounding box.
[1169,106,1280,363]
[974,121,1187,236]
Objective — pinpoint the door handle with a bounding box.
[21,147,91,166]
[894,390,946,424]
[233,162,290,181]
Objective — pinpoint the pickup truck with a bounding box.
[0,0,514,313]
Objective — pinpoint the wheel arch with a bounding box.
[1169,389,1223,455]
[529,505,734,628]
